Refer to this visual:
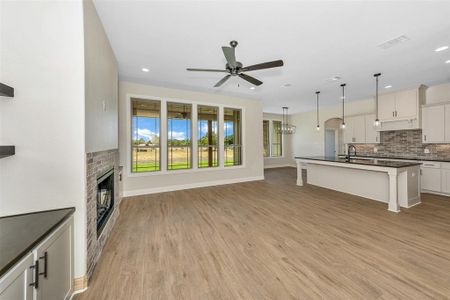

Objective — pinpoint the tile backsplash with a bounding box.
[351,129,450,160]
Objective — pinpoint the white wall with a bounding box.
[119,81,264,196]
[84,0,118,153]
[0,0,87,278]
[262,113,294,168]
[290,82,450,157]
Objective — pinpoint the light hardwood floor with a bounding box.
[76,167,450,299]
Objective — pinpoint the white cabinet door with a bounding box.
[421,167,441,192]
[0,253,34,300]
[442,167,450,194]
[422,105,445,143]
[395,89,417,119]
[352,115,366,143]
[365,114,380,143]
[35,218,73,300]
[445,105,450,142]
[378,93,396,121]
[343,117,354,144]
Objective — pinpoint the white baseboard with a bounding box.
[123,175,265,197]
[264,164,296,169]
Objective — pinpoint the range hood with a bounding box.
[0,82,14,97]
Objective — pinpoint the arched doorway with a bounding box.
[324,118,344,157]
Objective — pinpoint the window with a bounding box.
[263,120,270,157]
[198,105,219,168]
[272,120,282,157]
[224,108,242,166]
[131,98,160,172]
[167,102,192,170]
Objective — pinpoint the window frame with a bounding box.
[271,120,283,158]
[224,107,243,167]
[130,98,161,173]
[126,94,246,177]
[262,119,284,159]
[167,101,193,171]
[197,105,219,168]
[263,120,270,157]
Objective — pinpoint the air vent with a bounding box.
[378,35,410,50]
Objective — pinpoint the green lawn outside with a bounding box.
[132,159,239,172]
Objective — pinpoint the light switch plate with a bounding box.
[424,148,430,154]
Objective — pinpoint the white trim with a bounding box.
[123,175,264,197]
[126,93,246,177]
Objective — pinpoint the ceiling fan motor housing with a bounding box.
[226,61,243,75]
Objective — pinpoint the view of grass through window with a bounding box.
[167,102,192,170]
[272,120,282,157]
[131,98,161,173]
[198,105,218,168]
[224,108,242,166]
[263,120,270,157]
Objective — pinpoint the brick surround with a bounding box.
[86,149,120,279]
[351,129,450,160]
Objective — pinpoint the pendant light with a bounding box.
[315,91,320,131]
[340,83,346,129]
[374,73,381,126]
[280,107,296,134]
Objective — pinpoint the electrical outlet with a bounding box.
[374,147,378,153]
[424,148,430,154]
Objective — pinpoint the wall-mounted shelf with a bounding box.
[0,146,15,158]
[0,82,14,97]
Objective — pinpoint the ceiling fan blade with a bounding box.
[214,75,231,87]
[187,68,227,72]
[222,46,237,68]
[241,60,284,72]
[239,73,263,86]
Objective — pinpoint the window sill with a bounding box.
[127,164,246,178]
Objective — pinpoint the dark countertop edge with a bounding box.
[295,157,421,168]
[0,207,75,277]
[337,154,450,163]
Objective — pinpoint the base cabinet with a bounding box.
[421,163,441,192]
[0,254,34,300]
[0,216,73,300]
[442,164,450,194]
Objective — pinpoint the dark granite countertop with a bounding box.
[337,154,450,163]
[0,207,75,277]
[295,156,422,168]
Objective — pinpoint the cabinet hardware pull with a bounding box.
[392,111,394,117]
[29,260,39,289]
[39,252,48,278]
[424,135,427,141]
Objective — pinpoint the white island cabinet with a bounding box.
[295,157,421,212]
[0,213,74,300]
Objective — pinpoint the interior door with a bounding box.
[378,93,396,121]
[325,129,336,157]
[422,105,445,143]
[395,89,417,119]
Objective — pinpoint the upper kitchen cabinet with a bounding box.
[378,86,426,131]
[422,103,450,143]
[343,115,365,144]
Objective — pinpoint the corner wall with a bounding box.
[119,81,264,196]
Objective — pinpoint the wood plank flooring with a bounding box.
[76,167,450,299]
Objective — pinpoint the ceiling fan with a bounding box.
[187,40,284,87]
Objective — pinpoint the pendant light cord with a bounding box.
[316,91,320,127]
[341,83,346,124]
[374,73,381,122]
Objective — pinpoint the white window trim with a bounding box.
[126,93,246,177]
[263,119,284,158]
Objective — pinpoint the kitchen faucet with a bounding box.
[346,144,357,161]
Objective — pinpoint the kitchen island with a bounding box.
[295,156,421,212]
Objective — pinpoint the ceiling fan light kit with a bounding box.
[187,40,284,87]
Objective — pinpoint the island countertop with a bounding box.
[0,207,75,277]
[295,156,422,168]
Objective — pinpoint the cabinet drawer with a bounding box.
[421,162,441,169]
[441,162,450,170]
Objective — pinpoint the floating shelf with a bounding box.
[0,83,14,97]
[0,146,15,158]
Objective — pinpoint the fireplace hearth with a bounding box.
[96,168,114,237]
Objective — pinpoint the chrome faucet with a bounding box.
[346,145,357,161]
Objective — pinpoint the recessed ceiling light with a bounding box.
[435,46,449,52]
[331,76,341,81]
[281,83,291,87]
[385,85,392,89]
[446,60,450,64]
[249,87,255,90]
[141,68,150,72]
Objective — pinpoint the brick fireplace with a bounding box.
[86,149,120,278]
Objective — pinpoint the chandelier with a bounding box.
[279,107,296,134]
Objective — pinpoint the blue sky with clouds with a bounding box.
[133,116,234,141]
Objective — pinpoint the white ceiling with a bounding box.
[93,0,450,113]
